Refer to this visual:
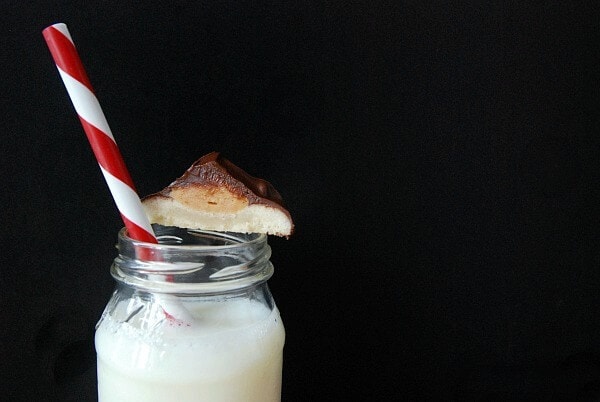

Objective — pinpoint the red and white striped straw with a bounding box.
[42,23,157,244]
[43,23,193,323]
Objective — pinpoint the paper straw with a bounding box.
[42,23,156,244]
[43,23,191,323]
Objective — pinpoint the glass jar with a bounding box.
[95,226,285,402]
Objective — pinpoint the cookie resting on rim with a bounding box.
[142,152,293,237]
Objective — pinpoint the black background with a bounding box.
[2,1,600,401]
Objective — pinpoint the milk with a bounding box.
[95,298,285,402]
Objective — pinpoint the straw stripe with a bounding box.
[99,165,155,234]
[121,215,158,243]
[42,25,93,92]
[51,23,73,43]
[58,68,114,140]
[79,117,135,189]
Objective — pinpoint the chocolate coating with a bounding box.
[147,152,291,219]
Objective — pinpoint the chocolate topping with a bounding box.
[148,152,291,220]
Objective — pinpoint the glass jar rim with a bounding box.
[112,226,273,294]
[118,227,268,253]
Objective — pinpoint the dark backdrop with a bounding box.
[2,1,599,401]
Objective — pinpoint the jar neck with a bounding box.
[112,226,273,295]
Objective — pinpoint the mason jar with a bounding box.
[95,226,285,402]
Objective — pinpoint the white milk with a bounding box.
[95,299,285,402]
